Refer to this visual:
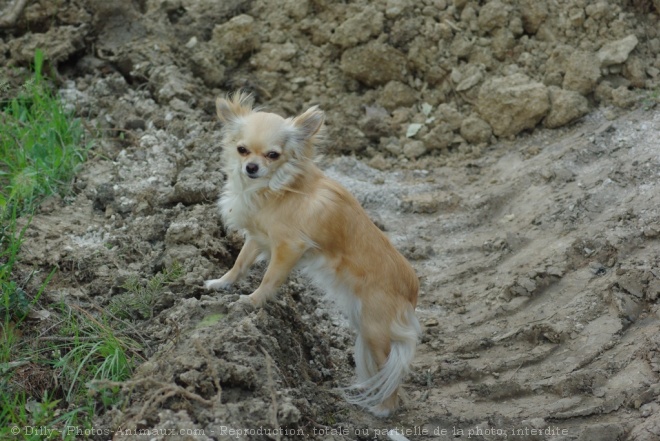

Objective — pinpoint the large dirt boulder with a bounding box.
[340,41,408,87]
[477,74,550,137]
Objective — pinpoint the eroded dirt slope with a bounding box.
[2,0,660,440]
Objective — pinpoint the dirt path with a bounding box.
[396,109,660,440]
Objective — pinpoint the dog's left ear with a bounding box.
[292,106,325,141]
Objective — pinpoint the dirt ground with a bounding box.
[2,0,660,440]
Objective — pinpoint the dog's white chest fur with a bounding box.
[219,178,261,233]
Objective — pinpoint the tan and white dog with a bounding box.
[205,92,420,416]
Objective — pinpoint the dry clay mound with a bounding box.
[2,0,660,159]
[2,0,660,440]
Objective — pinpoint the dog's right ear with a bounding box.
[216,92,254,123]
[292,106,325,141]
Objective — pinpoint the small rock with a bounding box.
[211,15,259,62]
[477,0,508,33]
[646,279,660,302]
[379,81,419,111]
[401,193,440,214]
[367,154,390,171]
[406,123,424,138]
[518,276,537,293]
[546,266,564,277]
[340,41,408,86]
[594,81,614,104]
[588,262,607,276]
[563,51,601,95]
[170,162,222,205]
[422,123,454,151]
[250,42,298,72]
[434,103,464,131]
[643,224,660,238]
[381,137,403,156]
[544,87,590,129]
[151,65,193,103]
[450,36,474,59]
[359,109,392,141]
[477,73,550,137]
[460,115,492,144]
[178,370,201,386]
[623,55,647,88]
[385,0,414,18]
[166,219,201,245]
[520,0,548,34]
[403,140,427,159]
[609,291,642,323]
[454,64,485,91]
[611,86,637,109]
[7,25,87,64]
[597,35,639,68]
[585,1,611,20]
[278,400,302,426]
[618,274,645,298]
[331,6,384,48]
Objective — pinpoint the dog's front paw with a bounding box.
[204,277,233,291]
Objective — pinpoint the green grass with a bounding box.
[109,262,183,320]
[0,50,119,440]
[54,305,136,404]
[642,87,660,110]
[0,303,137,440]
[1,48,88,322]
[0,208,30,320]
[0,50,87,216]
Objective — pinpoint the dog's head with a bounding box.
[217,92,325,191]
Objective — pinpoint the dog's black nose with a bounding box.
[246,163,259,176]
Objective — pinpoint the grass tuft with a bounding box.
[0,50,97,440]
[0,49,87,216]
[109,262,183,320]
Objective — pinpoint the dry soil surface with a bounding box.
[2,1,660,440]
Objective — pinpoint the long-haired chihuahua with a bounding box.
[205,92,420,416]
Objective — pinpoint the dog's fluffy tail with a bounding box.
[343,304,421,416]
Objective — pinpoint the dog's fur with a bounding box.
[205,92,421,416]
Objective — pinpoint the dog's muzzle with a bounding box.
[245,163,260,179]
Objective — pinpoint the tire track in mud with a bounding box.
[378,110,660,440]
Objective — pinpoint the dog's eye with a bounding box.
[237,146,248,155]
[266,151,281,160]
